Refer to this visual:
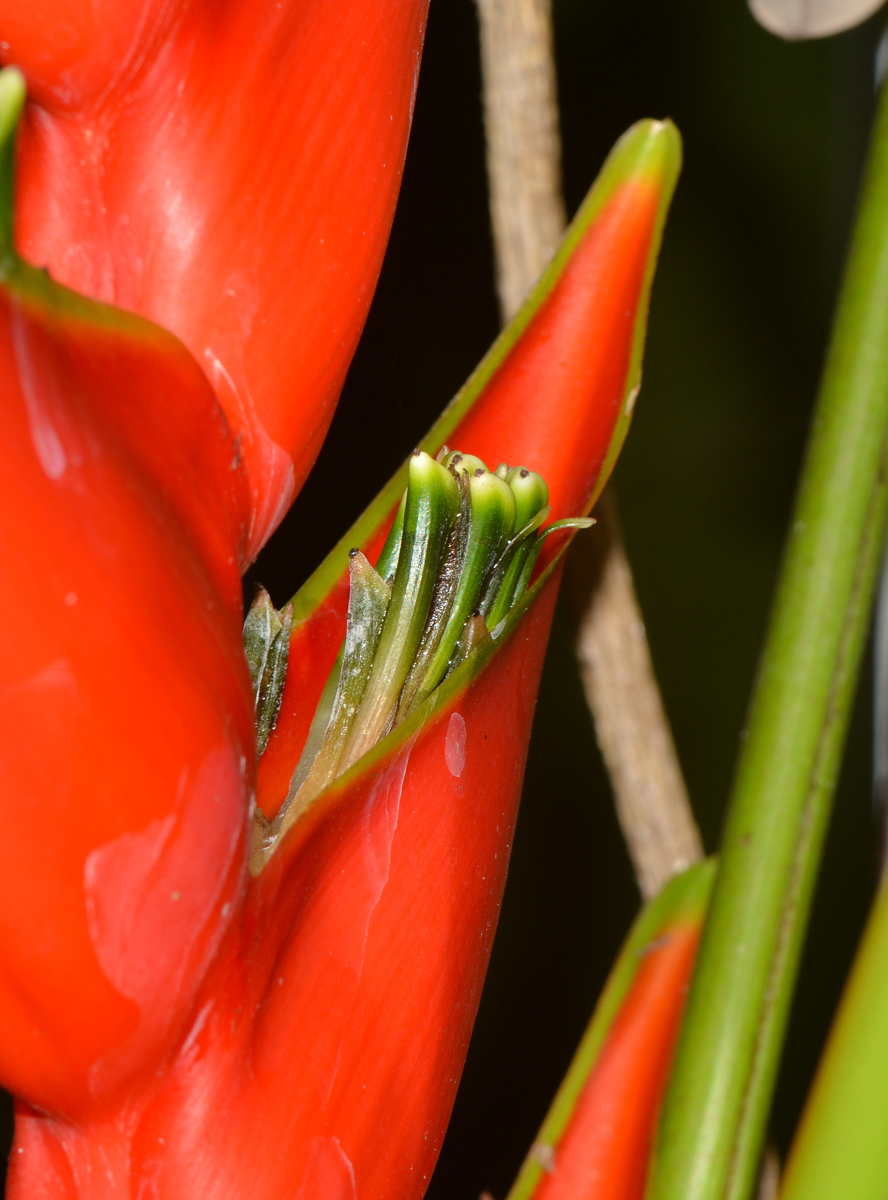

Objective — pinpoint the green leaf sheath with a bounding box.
[243,589,292,757]
[375,490,407,582]
[244,588,281,708]
[284,553,391,820]
[647,79,888,1200]
[257,604,292,757]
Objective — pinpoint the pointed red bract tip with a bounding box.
[8,0,429,556]
[450,174,666,523]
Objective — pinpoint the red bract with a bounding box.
[0,247,253,1117]
[0,45,681,1197]
[2,0,429,557]
[515,863,713,1200]
[497,864,713,1200]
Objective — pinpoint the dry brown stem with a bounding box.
[564,495,703,897]
[476,0,703,897]
[477,0,566,321]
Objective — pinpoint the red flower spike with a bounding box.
[0,85,682,1199]
[3,0,429,557]
[504,863,714,1200]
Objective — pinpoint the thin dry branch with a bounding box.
[477,0,566,320]
[476,0,703,898]
[564,494,703,897]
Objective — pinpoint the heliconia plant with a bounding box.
[7,1,888,1197]
[0,0,687,1185]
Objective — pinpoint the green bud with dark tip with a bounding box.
[398,466,517,718]
[254,447,586,849]
[506,465,549,530]
[339,450,460,769]
[443,449,488,477]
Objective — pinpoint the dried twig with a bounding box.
[564,495,703,897]
[755,1146,781,1200]
[476,0,703,898]
[477,0,565,321]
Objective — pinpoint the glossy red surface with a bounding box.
[5,0,429,557]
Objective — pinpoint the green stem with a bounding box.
[779,875,888,1200]
[647,79,888,1200]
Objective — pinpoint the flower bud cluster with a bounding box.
[248,448,591,852]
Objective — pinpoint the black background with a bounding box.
[3,1,885,1194]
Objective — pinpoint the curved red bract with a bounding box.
[532,923,701,1200]
[256,170,667,817]
[0,278,253,1115]
[5,0,429,557]
[8,573,560,1200]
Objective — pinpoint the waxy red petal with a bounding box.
[5,0,429,556]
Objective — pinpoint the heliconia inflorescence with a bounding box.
[249,448,591,868]
[0,26,683,1186]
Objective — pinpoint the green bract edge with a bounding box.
[290,117,681,623]
[506,860,715,1200]
[0,66,24,267]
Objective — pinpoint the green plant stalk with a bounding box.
[779,875,888,1200]
[647,79,888,1200]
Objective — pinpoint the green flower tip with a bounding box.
[608,117,682,197]
[0,65,25,261]
[563,117,681,282]
[0,66,25,146]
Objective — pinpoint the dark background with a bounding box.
[2,0,883,1193]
